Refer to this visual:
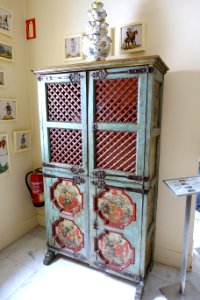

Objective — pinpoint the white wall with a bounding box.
[25,0,200,268]
[0,0,37,251]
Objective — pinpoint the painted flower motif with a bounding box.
[59,192,79,212]
[97,188,135,227]
[53,180,82,215]
[108,203,124,223]
[55,219,83,251]
[98,232,134,269]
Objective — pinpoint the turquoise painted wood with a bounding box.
[88,178,143,281]
[37,71,88,176]
[88,66,148,181]
[43,171,89,262]
[33,56,168,297]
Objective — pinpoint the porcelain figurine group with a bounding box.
[82,2,112,61]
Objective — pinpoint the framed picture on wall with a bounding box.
[0,6,12,36]
[64,34,83,61]
[0,70,5,87]
[107,27,114,57]
[0,98,17,121]
[0,134,10,176]
[13,130,31,153]
[120,21,145,54]
[0,41,13,62]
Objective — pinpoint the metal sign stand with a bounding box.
[160,176,200,299]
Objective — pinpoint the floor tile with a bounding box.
[0,257,34,300]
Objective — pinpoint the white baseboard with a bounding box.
[37,213,46,227]
[154,246,192,270]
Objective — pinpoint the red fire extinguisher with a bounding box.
[25,168,45,207]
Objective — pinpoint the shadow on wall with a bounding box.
[154,71,200,267]
[159,71,200,178]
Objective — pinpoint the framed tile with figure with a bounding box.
[13,130,31,153]
[0,134,10,176]
[0,6,12,36]
[120,22,145,54]
[0,98,17,121]
[64,34,83,61]
[0,70,5,87]
[0,41,13,62]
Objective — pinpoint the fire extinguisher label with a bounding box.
[31,181,43,193]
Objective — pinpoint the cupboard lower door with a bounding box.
[44,173,89,262]
[89,179,143,282]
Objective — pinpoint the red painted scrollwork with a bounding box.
[95,187,136,229]
[50,179,83,216]
[95,231,135,271]
[53,218,84,253]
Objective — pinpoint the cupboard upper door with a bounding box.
[88,67,148,182]
[38,72,88,176]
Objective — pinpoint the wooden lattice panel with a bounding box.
[49,128,82,165]
[47,82,81,122]
[95,130,137,173]
[95,77,138,123]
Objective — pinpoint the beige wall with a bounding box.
[2,0,200,268]
[0,0,37,251]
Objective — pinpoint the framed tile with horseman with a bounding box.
[120,21,145,54]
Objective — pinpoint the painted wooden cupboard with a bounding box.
[33,56,168,295]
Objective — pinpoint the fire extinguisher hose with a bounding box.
[25,170,34,196]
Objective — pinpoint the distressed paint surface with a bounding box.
[53,218,84,252]
[35,57,168,288]
[97,231,135,271]
[96,187,136,228]
[51,179,83,216]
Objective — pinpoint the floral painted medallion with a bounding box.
[97,231,134,271]
[53,219,84,253]
[96,188,136,228]
[51,179,83,216]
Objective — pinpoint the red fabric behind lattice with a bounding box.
[47,82,81,122]
[95,77,138,123]
[49,129,82,165]
[95,131,137,173]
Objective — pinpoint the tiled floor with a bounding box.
[0,212,200,300]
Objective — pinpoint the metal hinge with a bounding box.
[71,166,85,174]
[125,187,150,194]
[121,272,141,283]
[92,170,106,179]
[127,67,155,75]
[92,69,108,80]
[91,179,107,189]
[73,176,85,185]
[73,253,86,261]
[94,261,106,270]
[93,220,99,230]
[69,73,81,83]
[92,123,98,131]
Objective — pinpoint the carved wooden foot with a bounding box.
[43,250,56,265]
[135,281,144,300]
